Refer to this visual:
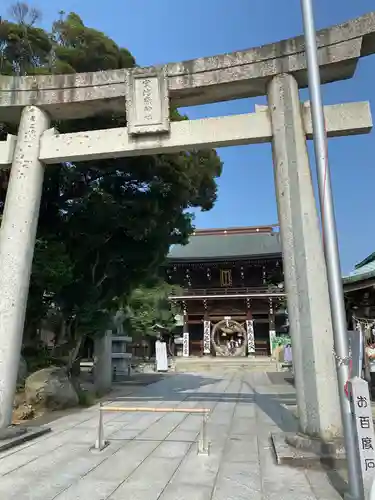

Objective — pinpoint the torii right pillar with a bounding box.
[268,73,342,440]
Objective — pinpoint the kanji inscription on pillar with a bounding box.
[246,319,255,354]
[348,376,375,490]
[203,320,211,354]
[125,67,170,135]
[182,330,189,357]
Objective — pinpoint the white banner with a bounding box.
[203,320,211,354]
[246,319,255,354]
[182,330,189,357]
[155,340,168,371]
[269,330,276,354]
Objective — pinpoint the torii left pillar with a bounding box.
[0,106,50,429]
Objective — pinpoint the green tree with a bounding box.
[125,280,182,339]
[0,5,222,366]
[0,3,51,76]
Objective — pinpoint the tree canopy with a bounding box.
[124,280,182,339]
[0,4,222,355]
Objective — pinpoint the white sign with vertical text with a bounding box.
[349,376,375,493]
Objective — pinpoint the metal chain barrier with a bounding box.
[333,349,352,368]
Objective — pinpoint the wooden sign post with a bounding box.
[348,376,375,498]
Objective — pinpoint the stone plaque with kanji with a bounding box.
[125,67,170,135]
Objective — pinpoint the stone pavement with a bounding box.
[0,371,345,499]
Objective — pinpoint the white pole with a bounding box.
[370,477,375,500]
[299,1,362,498]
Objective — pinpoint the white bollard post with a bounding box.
[94,404,107,451]
[197,412,209,456]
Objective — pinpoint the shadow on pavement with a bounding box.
[112,372,298,433]
[113,371,347,497]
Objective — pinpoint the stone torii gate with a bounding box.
[0,13,374,437]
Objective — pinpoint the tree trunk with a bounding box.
[54,316,67,347]
[67,334,84,376]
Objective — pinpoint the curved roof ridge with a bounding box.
[168,231,281,261]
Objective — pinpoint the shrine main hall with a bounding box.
[164,225,288,357]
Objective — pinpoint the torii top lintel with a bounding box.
[0,12,375,123]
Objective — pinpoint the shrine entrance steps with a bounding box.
[174,356,279,374]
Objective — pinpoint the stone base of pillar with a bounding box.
[0,427,26,440]
[271,432,345,467]
[0,425,51,452]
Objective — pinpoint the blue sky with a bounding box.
[3,0,375,274]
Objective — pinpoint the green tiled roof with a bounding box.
[168,232,282,262]
[343,252,375,285]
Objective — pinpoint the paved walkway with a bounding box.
[0,372,345,499]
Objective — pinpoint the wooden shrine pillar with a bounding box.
[203,310,211,355]
[182,303,189,357]
[246,299,255,355]
[268,298,276,355]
